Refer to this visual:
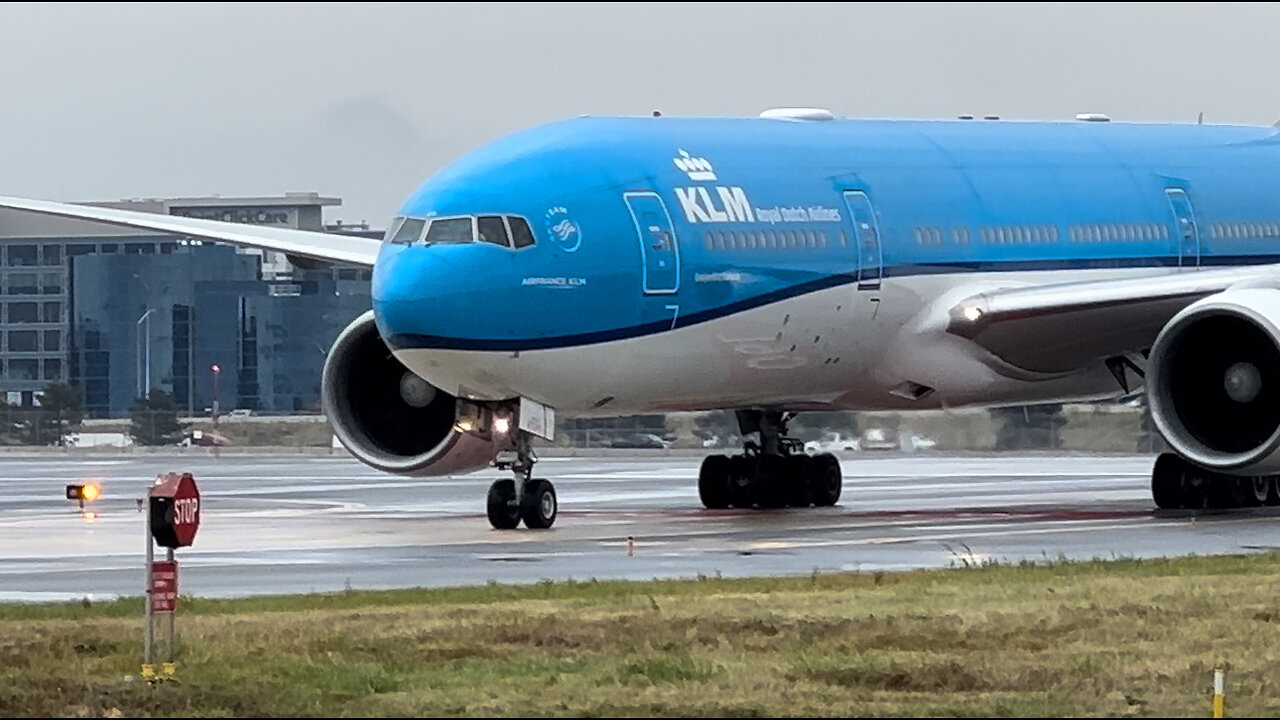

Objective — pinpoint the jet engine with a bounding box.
[1148,287,1280,474]
[322,311,507,475]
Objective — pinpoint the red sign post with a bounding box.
[150,561,178,614]
[144,473,200,676]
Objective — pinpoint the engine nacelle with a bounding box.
[1148,288,1280,474]
[322,311,508,476]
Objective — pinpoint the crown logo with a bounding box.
[673,150,716,182]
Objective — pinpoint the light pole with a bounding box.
[136,309,157,399]
[210,364,221,428]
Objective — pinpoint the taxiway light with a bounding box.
[66,483,102,503]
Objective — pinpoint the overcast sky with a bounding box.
[1,2,1276,225]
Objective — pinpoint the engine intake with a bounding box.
[322,311,505,476]
[1148,288,1280,473]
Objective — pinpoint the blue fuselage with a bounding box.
[373,116,1280,359]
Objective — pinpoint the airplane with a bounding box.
[5,108,1280,530]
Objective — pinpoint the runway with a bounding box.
[2,451,1279,602]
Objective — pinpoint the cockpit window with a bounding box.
[389,217,425,245]
[508,216,536,249]
[476,216,510,247]
[383,216,406,243]
[424,217,474,245]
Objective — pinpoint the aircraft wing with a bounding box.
[0,195,381,266]
[945,265,1280,374]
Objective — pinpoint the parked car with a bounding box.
[907,434,937,451]
[608,433,671,449]
[804,431,859,454]
[859,428,898,451]
[186,429,231,447]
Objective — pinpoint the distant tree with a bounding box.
[993,404,1066,450]
[0,382,84,446]
[692,411,738,442]
[35,382,84,446]
[129,390,188,446]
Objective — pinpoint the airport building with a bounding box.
[0,194,376,416]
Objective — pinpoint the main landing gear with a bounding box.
[698,410,843,510]
[1151,452,1280,510]
[487,431,558,530]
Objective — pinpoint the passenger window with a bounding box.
[390,218,425,245]
[425,217,474,245]
[477,216,510,247]
[507,217,536,249]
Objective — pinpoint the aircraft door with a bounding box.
[624,192,681,294]
[1165,188,1200,268]
[843,191,883,290]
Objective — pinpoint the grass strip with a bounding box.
[3,553,1280,717]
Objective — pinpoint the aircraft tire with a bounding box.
[1180,470,1210,510]
[1209,477,1250,510]
[812,453,842,507]
[756,454,789,509]
[728,455,755,508]
[1247,477,1270,507]
[487,479,521,529]
[698,455,732,509]
[787,455,814,508]
[1266,477,1280,506]
[520,479,558,529]
[1150,453,1185,509]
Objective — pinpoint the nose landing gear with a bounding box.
[488,430,558,529]
[699,410,844,510]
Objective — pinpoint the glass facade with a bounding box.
[69,245,370,416]
[0,194,369,414]
[0,238,77,399]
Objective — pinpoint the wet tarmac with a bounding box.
[2,451,1278,601]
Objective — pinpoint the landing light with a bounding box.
[456,419,475,433]
[962,305,984,322]
[494,417,511,435]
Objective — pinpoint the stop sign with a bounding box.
[149,473,201,548]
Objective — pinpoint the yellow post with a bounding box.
[1213,667,1225,718]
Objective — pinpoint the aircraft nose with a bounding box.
[374,244,430,303]
[373,246,437,340]
[372,244,475,344]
